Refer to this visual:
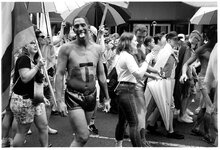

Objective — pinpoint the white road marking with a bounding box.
[89,134,197,147]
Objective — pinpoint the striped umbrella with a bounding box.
[63,2,131,28]
[190,7,217,25]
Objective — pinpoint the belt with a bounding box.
[120,81,136,86]
[67,86,96,96]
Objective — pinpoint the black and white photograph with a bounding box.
[1,0,218,147]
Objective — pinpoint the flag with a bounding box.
[39,12,52,37]
[1,2,36,110]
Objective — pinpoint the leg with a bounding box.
[119,92,142,147]
[134,87,150,146]
[34,103,48,147]
[2,110,14,147]
[115,104,127,143]
[13,123,32,147]
[88,103,98,134]
[68,109,90,147]
[145,97,157,127]
[44,85,58,134]
[134,87,146,130]
[2,110,14,139]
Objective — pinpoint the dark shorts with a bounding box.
[182,78,196,98]
[65,87,97,112]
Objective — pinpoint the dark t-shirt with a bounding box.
[13,55,34,98]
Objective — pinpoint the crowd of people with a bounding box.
[1,15,217,147]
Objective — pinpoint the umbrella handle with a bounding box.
[100,3,108,27]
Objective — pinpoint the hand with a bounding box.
[103,98,111,113]
[37,58,46,68]
[44,97,50,106]
[179,74,188,83]
[57,101,68,117]
[153,75,162,81]
[98,25,106,35]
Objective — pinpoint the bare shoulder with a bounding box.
[59,41,78,55]
[90,42,102,52]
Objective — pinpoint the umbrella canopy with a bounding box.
[63,2,131,28]
[190,7,217,25]
[26,2,57,13]
[190,9,217,25]
[147,79,175,130]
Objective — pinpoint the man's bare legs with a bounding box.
[68,109,94,147]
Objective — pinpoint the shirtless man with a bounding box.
[55,16,111,147]
[180,27,217,143]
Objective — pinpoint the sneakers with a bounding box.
[48,127,58,135]
[178,114,193,123]
[88,124,98,135]
[167,132,184,139]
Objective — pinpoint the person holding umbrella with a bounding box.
[144,31,184,139]
[55,16,111,147]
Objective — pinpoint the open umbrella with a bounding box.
[63,2,131,28]
[190,7,217,25]
[147,79,175,130]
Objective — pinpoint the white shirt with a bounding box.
[116,51,139,83]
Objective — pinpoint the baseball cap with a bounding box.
[166,31,178,40]
[89,26,98,37]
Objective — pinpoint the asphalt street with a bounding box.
[23,100,215,147]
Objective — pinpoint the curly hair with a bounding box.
[133,24,147,35]
[116,32,134,54]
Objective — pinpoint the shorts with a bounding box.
[65,87,97,112]
[182,79,196,98]
[10,93,44,124]
[198,76,207,90]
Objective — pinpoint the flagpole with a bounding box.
[42,2,49,37]
[35,39,57,107]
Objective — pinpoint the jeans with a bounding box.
[115,83,142,147]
